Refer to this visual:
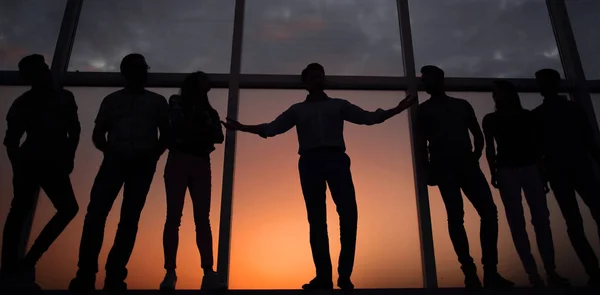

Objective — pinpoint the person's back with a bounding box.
[483,109,538,168]
[418,96,474,164]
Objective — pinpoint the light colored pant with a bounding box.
[496,165,555,276]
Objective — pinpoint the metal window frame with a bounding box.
[2,0,599,290]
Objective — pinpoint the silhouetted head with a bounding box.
[120,53,149,87]
[180,71,211,105]
[535,69,561,98]
[492,80,522,113]
[420,65,445,95]
[18,54,53,87]
[301,63,326,93]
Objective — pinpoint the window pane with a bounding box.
[0,0,67,70]
[242,0,403,76]
[420,92,598,287]
[69,0,234,73]
[0,86,228,289]
[409,0,563,78]
[567,0,600,79]
[230,90,420,289]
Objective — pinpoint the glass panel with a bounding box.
[420,92,599,287]
[0,0,67,70]
[0,86,228,289]
[230,90,420,289]
[567,0,600,79]
[409,0,563,78]
[69,0,235,73]
[242,0,403,76]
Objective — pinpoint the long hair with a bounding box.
[493,80,522,113]
[180,71,213,109]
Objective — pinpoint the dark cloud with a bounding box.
[0,0,598,78]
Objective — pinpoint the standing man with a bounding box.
[69,54,170,292]
[533,68,600,287]
[222,63,415,290]
[416,65,513,289]
[1,54,80,290]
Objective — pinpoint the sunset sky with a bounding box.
[1,0,600,291]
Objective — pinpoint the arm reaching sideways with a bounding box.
[221,106,296,138]
[342,95,416,125]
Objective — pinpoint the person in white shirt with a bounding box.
[222,63,415,290]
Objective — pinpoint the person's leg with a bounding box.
[325,153,357,289]
[549,169,599,277]
[436,166,475,274]
[298,154,332,288]
[188,156,214,273]
[496,167,538,277]
[162,153,189,274]
[1,167,39,278]
[70,156,124,290]
[104,157,157,289]
[461,161,513,288]
[22,170,79,269]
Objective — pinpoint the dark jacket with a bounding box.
[167,94,224,158]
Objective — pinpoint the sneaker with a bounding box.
[302,277,333,290]
[160,270,177,291]
[464,273,482,290]
[337,276,354,290]
[201,270,225,290]
[547,271,569,287]
[68,276,96,292]
[528,273,545,288]
[483,272,515,289]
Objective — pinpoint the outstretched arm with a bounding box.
[466,103,484,160]
[482,115,498,188]
[222,107,296,138]
[342,95,415,125]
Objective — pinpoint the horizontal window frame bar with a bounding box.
[1,71,591,93]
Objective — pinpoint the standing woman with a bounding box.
[160,72,224,291]
[482,80,569,287]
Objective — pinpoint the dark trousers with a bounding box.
[496,165,556,276]
[163,152,213,272]
[1,162,78,276]
[547,160,600,276]
[75,154,157,284]
[434,158,499,274]
[298,150,357,280]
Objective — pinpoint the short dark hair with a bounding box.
[493,80,522,112]
[420,65,445,78]
[120,53,146,73]
[301,63,325,82]
[535,69,561,81]
[18,54,45,74]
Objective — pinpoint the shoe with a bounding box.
[68,276,96,292]
[547,271,569,287]
[483,272,515,289]
[588,272,600,288]
[464,273,482,290]
[103,280,127,292]
[302,277,333,290]
[337,276,354,290]
[528,273,545,288]
[201,270,226,290]
[160,270,177,291]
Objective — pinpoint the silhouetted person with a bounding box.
[159,72,224,291]
[417,66,513,289]
[533,69,600,287]
[0,55,80,291]
[68,54,169,292]
[482,80,569,287]
[222,63,415,290]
